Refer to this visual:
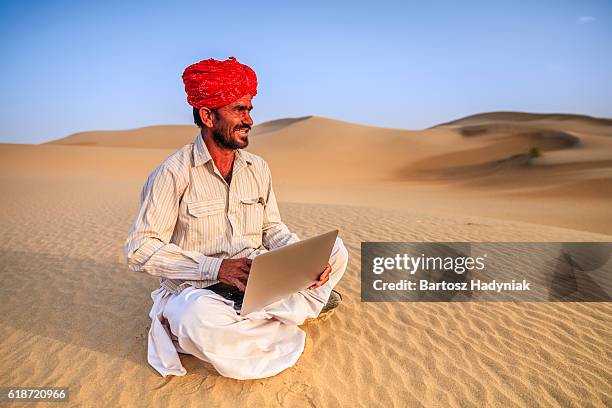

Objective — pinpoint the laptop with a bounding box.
[207,229,338,315]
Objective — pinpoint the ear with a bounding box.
[199,108,214,128]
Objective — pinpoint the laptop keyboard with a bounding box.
[206,283,245,310]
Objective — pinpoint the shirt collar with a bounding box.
[193,132,252,168]
[235,148,252,168]
[193,132,212,167]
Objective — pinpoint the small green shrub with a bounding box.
[529,146,541,158]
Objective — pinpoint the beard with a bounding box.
[211,124,250,150]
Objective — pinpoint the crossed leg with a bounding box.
[161,237,349,379]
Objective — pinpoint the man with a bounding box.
[124,57,349,380]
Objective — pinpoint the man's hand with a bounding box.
[308,263,332,290]
[218,258,252,291]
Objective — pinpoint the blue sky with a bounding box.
[1,0,611,144]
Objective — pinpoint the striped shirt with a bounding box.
[124,132,299,294]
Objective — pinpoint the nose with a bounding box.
[243,111,253,127]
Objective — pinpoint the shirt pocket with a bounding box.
[186,198,226,241]
[239,196,264,236]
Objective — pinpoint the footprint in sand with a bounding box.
[276,383,315,407]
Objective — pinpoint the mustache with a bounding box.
[234,124,251,131]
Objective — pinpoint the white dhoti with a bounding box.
[146,237,349,379]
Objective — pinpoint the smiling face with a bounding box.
[207,94,254,150]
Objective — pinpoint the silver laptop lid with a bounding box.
[240,229,338,316]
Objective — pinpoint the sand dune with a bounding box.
[1,111,611,406]
[251,116,312,134]
[4,111,612,230]
[0,143,171,180]
[45,112,612,189]
[47,125,197,148]
[45,116,311,149]
[435,111,612,128]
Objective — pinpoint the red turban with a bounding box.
[182,57,258,109]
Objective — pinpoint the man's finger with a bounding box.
[319,274,330,287]
[237,273,249,286]
[310,278,327,290]
[232,278,247,292]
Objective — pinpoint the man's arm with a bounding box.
[124,164,222,281]
[261,161,300,250]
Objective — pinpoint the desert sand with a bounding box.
[1,112,611,406]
